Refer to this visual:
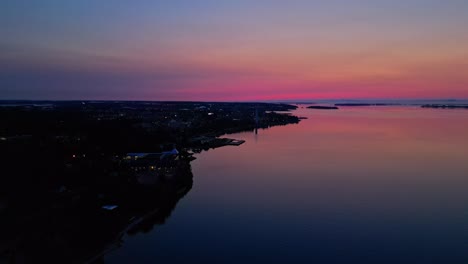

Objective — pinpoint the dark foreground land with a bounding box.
[0,101,299,263]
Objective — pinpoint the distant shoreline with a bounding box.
[421,104,468,109]
[2,100,468,110]
[307,105,339,110]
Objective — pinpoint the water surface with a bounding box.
[107,106,468,263]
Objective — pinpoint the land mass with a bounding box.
[421,104,468,109]
[0,101,300,262]
[307,105,339,110]
[334,103,396,107]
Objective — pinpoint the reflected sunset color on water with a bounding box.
[107,106,468,263]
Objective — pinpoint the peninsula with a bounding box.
[0,101,301,262]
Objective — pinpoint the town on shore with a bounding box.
[0,101,300,263]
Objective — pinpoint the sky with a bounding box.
[1,0,468,101]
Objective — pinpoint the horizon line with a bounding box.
[1,98,468,103]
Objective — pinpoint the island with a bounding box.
[307,105,339,110]
[334,103,395,107]
[421,104,468,109]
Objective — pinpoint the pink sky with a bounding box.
[1,1,468,100]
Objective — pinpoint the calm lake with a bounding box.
[106,105,468,263]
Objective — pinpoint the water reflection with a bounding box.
[106,106,468,264]
[4,106,468,263]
